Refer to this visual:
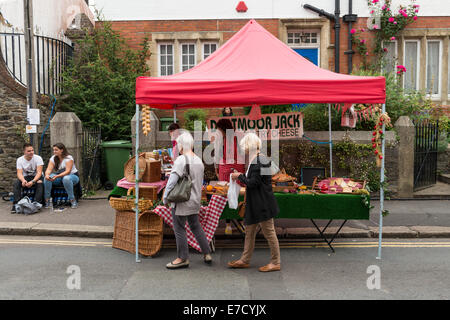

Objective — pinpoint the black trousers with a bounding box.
[13,175,44,204]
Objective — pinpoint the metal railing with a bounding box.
[80,127,102,193]
[413,119,439,191]
[0,30,73,96]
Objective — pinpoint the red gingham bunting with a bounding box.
[153,195,228,251]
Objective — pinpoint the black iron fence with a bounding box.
[414,119,439,191]
[80,127,102,194]
[0,30,73,96]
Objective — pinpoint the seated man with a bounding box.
[12,143,44,213]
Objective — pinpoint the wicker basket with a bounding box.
[127,186,158,201]
[109,197,152,212]
[124,153,147,182]
[112,210,164,257]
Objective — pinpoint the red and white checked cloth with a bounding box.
[153,195,228,252]
[116,178,167,194]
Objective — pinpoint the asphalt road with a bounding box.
[0,236,449,300]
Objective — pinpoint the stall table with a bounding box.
[108,178,167,200]
[220,192,370,252]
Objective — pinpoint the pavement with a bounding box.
[1,186,450,240]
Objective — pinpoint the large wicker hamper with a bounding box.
[112,210,164,257]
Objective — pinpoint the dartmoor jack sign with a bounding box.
[208,112,304,140]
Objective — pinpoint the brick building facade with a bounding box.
[96,1,450,124]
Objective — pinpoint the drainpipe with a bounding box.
[303,1,341,73]
[343,0,358,74]
[334,0,340,73]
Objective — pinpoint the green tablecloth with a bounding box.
[220,193,370,220]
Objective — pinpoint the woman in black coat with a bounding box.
[228,133,281,272]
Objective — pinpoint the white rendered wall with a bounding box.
[0,0,94,39]
[88,0,439,21]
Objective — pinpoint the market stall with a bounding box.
[108,149,173,200]
[133,20,387,262]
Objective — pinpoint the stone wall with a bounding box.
[437,147,450,174]
[0,53,52,193]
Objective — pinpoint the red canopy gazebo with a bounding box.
[136,20,385,108]
[133,19,387,262]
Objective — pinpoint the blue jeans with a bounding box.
[44,173,80,201]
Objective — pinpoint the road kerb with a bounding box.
[409,226,450,238]
[369,226,418,238]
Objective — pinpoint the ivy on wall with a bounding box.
[59,15,150,141]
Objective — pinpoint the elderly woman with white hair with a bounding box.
[228,132,281,272]
[163,130,212,269]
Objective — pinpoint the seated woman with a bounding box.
[43,143,80,209]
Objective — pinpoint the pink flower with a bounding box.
[382,5,386,10]
[383,48,388,52]
[391,36,396,40]
[394,21,397,25]
[360,28,366,32]
[413,4,420,8]
[373,24,379,30]
[389,17,395,23]
[372,0,379,3]
[415,9,419,13]
[396,65,407,72]
[399,9,408,18]
[366,52,369,56]
[370,10,374,14]
[413,16,418,21]
[350,29,356,34]
[360,39,366,44]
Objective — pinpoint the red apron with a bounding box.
[218,137,245,182]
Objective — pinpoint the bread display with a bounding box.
[272,168,296,183]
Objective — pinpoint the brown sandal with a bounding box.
[258,264,281,272]
[227,260,250,269]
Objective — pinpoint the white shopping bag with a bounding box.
[227,174,240,209]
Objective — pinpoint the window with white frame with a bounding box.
[382,41,397,75]
[159,43,174,76]
[404,40,420,91]
[287,30,319,46]
[203,43,218,60]
[426,40,441,97]
[181,43,196,72]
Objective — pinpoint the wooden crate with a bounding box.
[142,158,161,183]
[127,186,158,201]
[112,210,164,257]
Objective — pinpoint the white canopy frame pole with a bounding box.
[377,103,386,260]
[328,103,333,177]
[135,104,141,263]
[173,104,177,123]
